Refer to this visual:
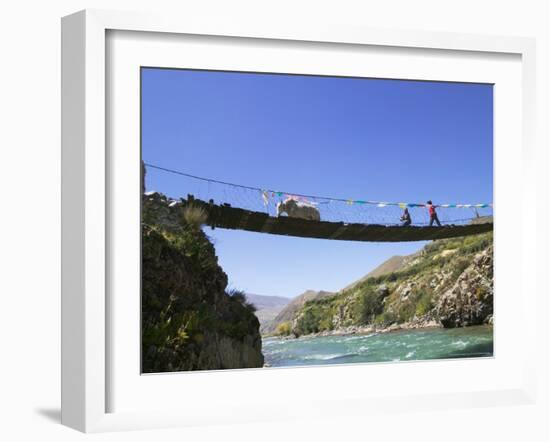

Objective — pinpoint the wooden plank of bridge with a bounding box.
[260,216,277,233]
[354,223,376,241]
[328,223,348,239]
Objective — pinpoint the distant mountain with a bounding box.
[246,294,290,310]
[263,290,334,334]
[245,294,291,331]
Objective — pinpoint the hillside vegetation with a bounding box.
[288,232,493,337]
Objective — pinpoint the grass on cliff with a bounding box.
[228,289,257,314]
[182,205,208,230]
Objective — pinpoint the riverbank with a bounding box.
[263,318,445,341]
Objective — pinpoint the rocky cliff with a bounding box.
[435,245,493,328]
[142,192,264,372]
[289,232,493,337]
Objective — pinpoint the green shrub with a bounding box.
[353,287,384,325]
[397,301,416,323]
[276,322,292,336]
[451,257,470,279]
[445,240,462,250]
[458,232,493,255]
[294,304,331,335]
[374,311,397,327]
[318,316,334,331]
[228,289,257,314]
[415,290,435,316]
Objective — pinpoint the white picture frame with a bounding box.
[61,9,537,433]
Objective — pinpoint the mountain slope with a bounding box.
[291,232,493,337]
[246,294,290,310]
[342,254,413,292]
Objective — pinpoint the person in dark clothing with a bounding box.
[400,207,411,226]
[426,200,441,226]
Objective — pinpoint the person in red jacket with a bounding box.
[426,200,441,226]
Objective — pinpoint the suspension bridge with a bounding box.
[144,163,493,243]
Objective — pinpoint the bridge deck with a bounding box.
[187,198,492,242]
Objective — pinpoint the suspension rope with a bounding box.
[144,162,492,209]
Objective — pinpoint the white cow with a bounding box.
[276,198,321,221]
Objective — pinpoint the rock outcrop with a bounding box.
[142,193,263,372]
[436,245,493,327]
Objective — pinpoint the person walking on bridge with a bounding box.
[426,200,441,227]
[400,207,411,226]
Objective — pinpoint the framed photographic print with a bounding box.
[61,9,537,432]
[140,67,496,373]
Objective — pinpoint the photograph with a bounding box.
[140,67,494,373]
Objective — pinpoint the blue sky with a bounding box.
[141,68,493,298]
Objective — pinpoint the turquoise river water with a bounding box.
[263,325,493,367]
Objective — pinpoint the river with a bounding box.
[263,325,493,367]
